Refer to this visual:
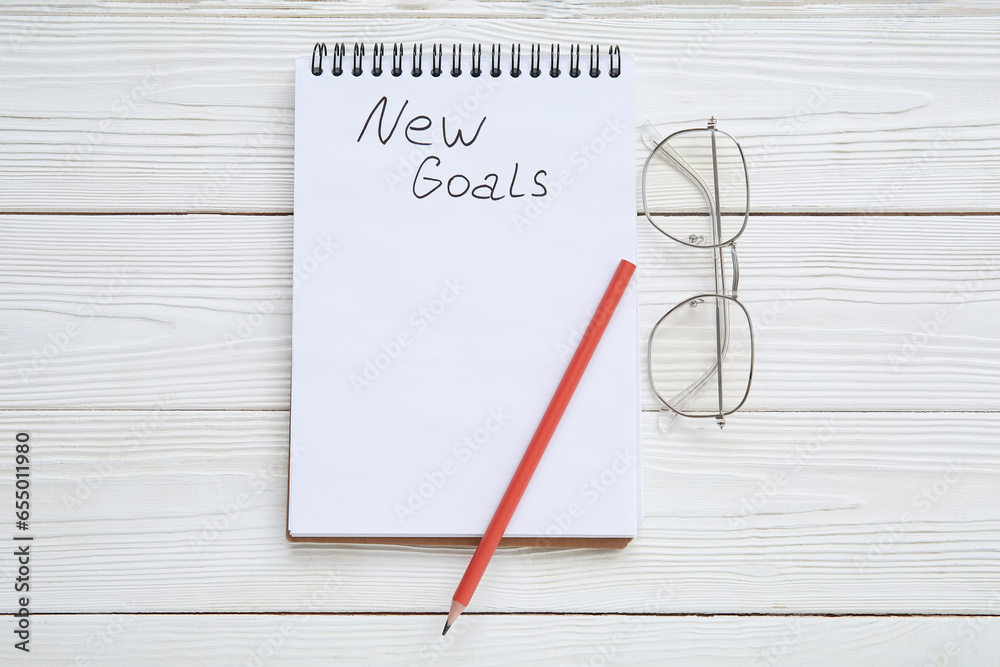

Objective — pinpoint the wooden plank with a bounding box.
[639,214,1000,412]
[3,1,997,19]
[1,17,998,212]
[2,410,998,614]
[13,614,1000,666]
[2,214,997,410]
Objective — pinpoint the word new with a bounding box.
[357,96,548,201]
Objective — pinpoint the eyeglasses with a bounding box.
[641,118,754,428]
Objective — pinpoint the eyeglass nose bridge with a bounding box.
[687,233,739,298]
[708,240,740,301]
[728,242,740,299]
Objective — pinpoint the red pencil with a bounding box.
[443,258,636,635]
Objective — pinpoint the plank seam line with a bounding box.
[2,408,995,415]
[7,612,1000,618]
[1,211,999,218]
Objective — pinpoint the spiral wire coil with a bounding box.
[311,42,621,78]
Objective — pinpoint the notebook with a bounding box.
[288,42,640,547]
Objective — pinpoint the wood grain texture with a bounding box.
[2,214,997,410]
[3,1,998,18]
[1,17,998,212]
[13,614,1000,666]
[1,410,997,614]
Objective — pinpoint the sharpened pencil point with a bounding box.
[445,599,466,635]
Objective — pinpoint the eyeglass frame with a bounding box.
[640,118,755,428]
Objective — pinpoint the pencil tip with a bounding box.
[445,599,466,635]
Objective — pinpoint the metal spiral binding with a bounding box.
[569,44,581,78]
[391,43,403,77]
[412,43,422,77]
[510,44,522,77]
[352,43,364,76]
[470,44,482,77]
[310,42,621,79]
[311,43,326,75]
[332,43,344,76]
[431,44,443,77]
[609,45,621,78]
[490,44,502,77]
[371,43,384,77]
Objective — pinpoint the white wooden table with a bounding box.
[2,2,999,664]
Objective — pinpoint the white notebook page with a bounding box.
[289,52,639,538]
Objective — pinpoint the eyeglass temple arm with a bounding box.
[640,121,720,231]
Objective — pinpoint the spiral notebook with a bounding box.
[288,43,640,547]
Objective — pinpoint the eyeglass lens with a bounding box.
[642,128,748,248]
[649,295,752,419]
